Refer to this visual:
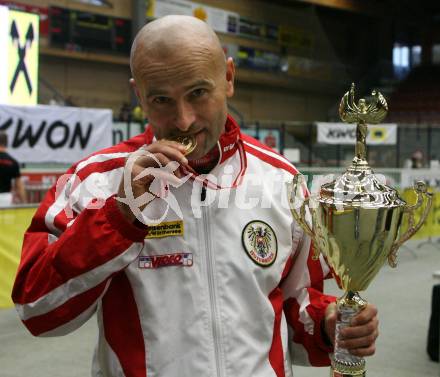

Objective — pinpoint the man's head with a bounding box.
[0,132,7,149]
[130,15,235,159]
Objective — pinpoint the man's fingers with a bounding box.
[133,154,181,185]
[348,344,376,357]
[338,328,379,349]
[351,305,378,326]
[337,307,379,358]
[147,142,188,164]
[340,317,379,339]
[137,146,188,167]
[134,168,181,186]
[117,140,189,221]
[323,302,338,345]
[156,139,188,151]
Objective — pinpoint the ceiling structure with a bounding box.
[268,0,440,45]
[292,0,383,15]
[271,0,440,20]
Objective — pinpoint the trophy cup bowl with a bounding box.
[288,84,433,377]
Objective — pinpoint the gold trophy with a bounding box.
[288,83,433,377]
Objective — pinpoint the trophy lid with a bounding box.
[319,83,405,209]
[319,166,405,208]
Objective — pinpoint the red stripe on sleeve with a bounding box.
[12,197,140,304]
[76,158,126,181]
[268,287,285,377]
[241,133,286,157]
[23,280,108,336]
[102,272,147,377]
[284,295,332,366]
[283,243,336,366]
[268,254,295,376]
[305,288,336,354]
[243,142,298,176]
[50,158,126,230]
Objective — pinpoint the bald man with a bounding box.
[12,16,378,377]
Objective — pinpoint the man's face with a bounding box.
[133,53,235,160]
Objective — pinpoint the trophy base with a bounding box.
[331,356,366,377]
[330,292,367,377]
[330,368,366,377]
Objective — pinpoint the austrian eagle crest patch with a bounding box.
[242,220,277,267]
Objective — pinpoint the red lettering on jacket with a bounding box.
[139,253,191,269]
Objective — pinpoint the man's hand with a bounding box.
[324,302,379,357]
[116,140,189,223]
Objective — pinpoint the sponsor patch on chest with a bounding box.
[139,253,193,269]
[145,220,184,239]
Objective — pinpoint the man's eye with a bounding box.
[153,97,171,104]
[191,88,206,98]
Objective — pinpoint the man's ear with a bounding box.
[225,57,235,98]
[130,78,148,118]
[130,78,141,102]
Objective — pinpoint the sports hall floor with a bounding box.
[1,238,439,377]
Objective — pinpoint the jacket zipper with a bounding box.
[201,188,224,377]
[201,185,207,201]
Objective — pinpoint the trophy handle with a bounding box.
[388,181,433,267]
[288,175,320,260]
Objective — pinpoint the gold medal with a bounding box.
[167,135,197,156]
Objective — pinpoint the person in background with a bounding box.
[0,132,26,205]
[118,102,132,122]
[411,149,424,169]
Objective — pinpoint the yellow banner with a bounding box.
[146,0,156,17]
[7,10,39,105]
[400,188,440,240]
[0,207,36,308]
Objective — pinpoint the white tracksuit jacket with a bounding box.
[12,115,335,377]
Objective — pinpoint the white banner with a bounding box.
[0,104,112,163]
[316,122,397,145]
[147,0,239,34]
[401,169,440,190]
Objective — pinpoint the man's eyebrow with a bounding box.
[146,89,168,99]
[146,79,215,99]
[184,79,215,91]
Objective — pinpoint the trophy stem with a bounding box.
[331,291,367,377]
[353,122,368,165]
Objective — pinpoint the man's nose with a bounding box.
[174,100,196,132]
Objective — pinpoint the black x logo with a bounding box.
[10,21,34,95]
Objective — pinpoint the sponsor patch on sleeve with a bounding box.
[145,220,184,239]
